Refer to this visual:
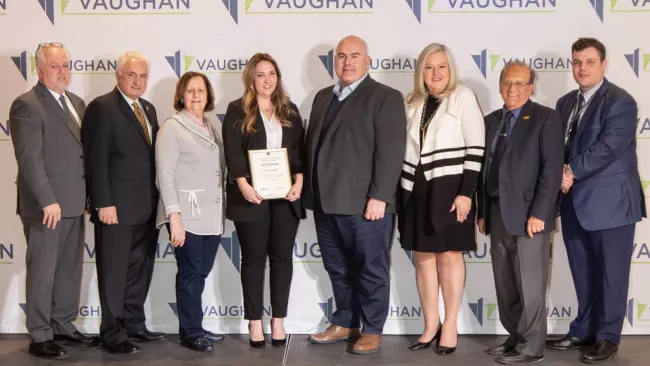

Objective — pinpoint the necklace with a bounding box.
[420,96,439,141]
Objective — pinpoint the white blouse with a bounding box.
[261,112,283,149]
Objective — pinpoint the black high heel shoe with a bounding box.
[270,319,287,348]
[248,323,265,348]
[408,325,442,350]
[435,328,457,355]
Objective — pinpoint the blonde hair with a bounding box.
[240,53,296,135]
[406,43,458,107]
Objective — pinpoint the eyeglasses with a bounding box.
[36,42,64,52]
[500,80,532,90]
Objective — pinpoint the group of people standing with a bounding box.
[9,34,644,365]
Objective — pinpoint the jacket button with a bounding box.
[211,144,217,149]
[80,155,83,159]
[215,198,220,203]
[216,171,220,176]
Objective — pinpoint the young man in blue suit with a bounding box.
[546,38,646,364]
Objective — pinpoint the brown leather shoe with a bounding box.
[351,334,382,354]
[308,325,360,344]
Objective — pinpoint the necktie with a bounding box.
[132,102,152,147]
[59,95,81,138]
[564,94,585,164]
[486,111,513,197]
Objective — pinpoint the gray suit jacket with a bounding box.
[9,82,86,218]
[303,76,407,215]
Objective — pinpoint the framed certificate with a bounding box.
[248,148,292,200]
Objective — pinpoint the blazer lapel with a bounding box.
[406,101,424,152]
[574,82,609,144]
[560,91,578,133]
[308,89,333,158]
[504,100,533,157]
[113,88,149,146]
[35,83,82,146]
[325,77,373,139]
[254,111,268,149]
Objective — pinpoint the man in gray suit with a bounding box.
[9,43,99,360]
[304,35,406,354]
[477,61,564,364]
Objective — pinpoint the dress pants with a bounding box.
[174,231,220,338]
[489,199,550,357]
[313,200,393,335]
[234,200,299,320]
[561,192,635,344]
[21,216,84,343]
[95,215,158,346]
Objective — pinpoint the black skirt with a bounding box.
[399,164,476,253]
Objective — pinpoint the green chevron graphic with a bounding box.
[183,56,195,73]
[642,179,650,194]
[487,303,498,319]
[611,0,618,11]
[429,0,436,11]
[62,0,70,12]
[643,54,650,71]
[490,53,502,72]
[638,303,648,320]
[30,56,37,73]
[246,0,254,12]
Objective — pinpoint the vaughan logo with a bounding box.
[38,0,55,25]
[428,0,556,13]
[319,50,335,78]
[11,51,36,81]
[0,0,6,13]
[318,297,334,322]
[220,231,241,273]
[468,297,499,326]
[1,120,9,139]
[388,305,422,319]
[19,304,101,318]
[245,0,374,15]
[61,0,191,15]
[472,49,571,79]
[464,242,491,263]
[405,0,422,23]
[293,241,322,263]
[626,298,650,326]
[632,242,650,262]
[637,118,650,138]
[222,0,238,24]
[156,241,177,263]
[318,49,416,79]
[546,306,572,320]
[166,50,248,78]
[589,0,650,22]
[169,302,270,319]
[0,243,14,263]
[625,48,650,78]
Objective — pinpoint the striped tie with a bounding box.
[132,102,151,147]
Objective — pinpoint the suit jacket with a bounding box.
[81,87,159,226]
[477,100,564,236]
[222,98,306,222]
[303,76,407,215]
[557,78,646,231]
[9,82,86,218]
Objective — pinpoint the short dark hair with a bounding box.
[173,71,215,112]
[572,38,606,62]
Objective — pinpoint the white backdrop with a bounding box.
[1,0,649,336]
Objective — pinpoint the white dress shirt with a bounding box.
[118,87,152,139]
[47,88,81,126]
[261,112,283,149]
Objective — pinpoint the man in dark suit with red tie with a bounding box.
[546,38,646,364]
[82,51,165,355]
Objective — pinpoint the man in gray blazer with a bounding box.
[304,35,407,354]
[9,42,99,360]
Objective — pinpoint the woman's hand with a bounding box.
[169,213,186,247]
[285,174,303,202]
[450,195,472,223]
[237,178,263,204]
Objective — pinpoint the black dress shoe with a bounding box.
[270,319,286,348]
[579,340,618,364]
[408,326,441,350]
[101,341,141,355]
[486,342,517,355]
[28,340,68,359]
[249,323,265,348]
[54,331,101,347]
[128,329,167,342]
[434,330,457,356]
[181,335,213,352]
[495,350,544,364]
[204,330,225,343]
[546,334,593,350]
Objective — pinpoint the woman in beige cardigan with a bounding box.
[155,72,226,352]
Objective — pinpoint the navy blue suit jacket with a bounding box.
[557,79,646,231]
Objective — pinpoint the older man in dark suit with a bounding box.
[9,42,99,360]
[82,51,165,355]
[304,35,406,354]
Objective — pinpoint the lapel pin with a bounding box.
[523,116,530,120]
[145,106,150,111]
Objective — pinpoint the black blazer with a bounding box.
[303,76,406,215]
[81,87,159,226]
[477,100,563,237]
[222,98,306,222]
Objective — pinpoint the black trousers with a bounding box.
[234,200,299,320]
[95,216,158,346]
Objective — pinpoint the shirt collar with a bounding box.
[580,78,604,103]
[333,73,368,100]
[503,104,524,120]
[44,83,64,102]
[117,86,139,107]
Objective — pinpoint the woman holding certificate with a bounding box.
[222,53,306,348]
[155,72,227,352]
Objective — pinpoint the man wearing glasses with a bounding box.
[477,61,563,364]
[9,42,99,359]
[82,51,164,355]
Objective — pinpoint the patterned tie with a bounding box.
[59,95,81,138]
[564,94,585,163]
[132,102,151,147]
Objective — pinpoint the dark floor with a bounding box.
[0,334,647,365]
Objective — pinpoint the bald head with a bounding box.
[334,35,370,87]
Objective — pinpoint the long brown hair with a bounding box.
[240,53,296,135]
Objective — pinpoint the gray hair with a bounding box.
[116,51,149,75]
[35,42,70,68]
[500,60,536,84]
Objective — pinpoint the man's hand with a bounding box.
[527,216,545,238]
[561,164,574,193]
[42,203,61,229]
[450,195,472,223]
[477,218,486,235]
[364,198,386,221]
[99,206,118,225]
